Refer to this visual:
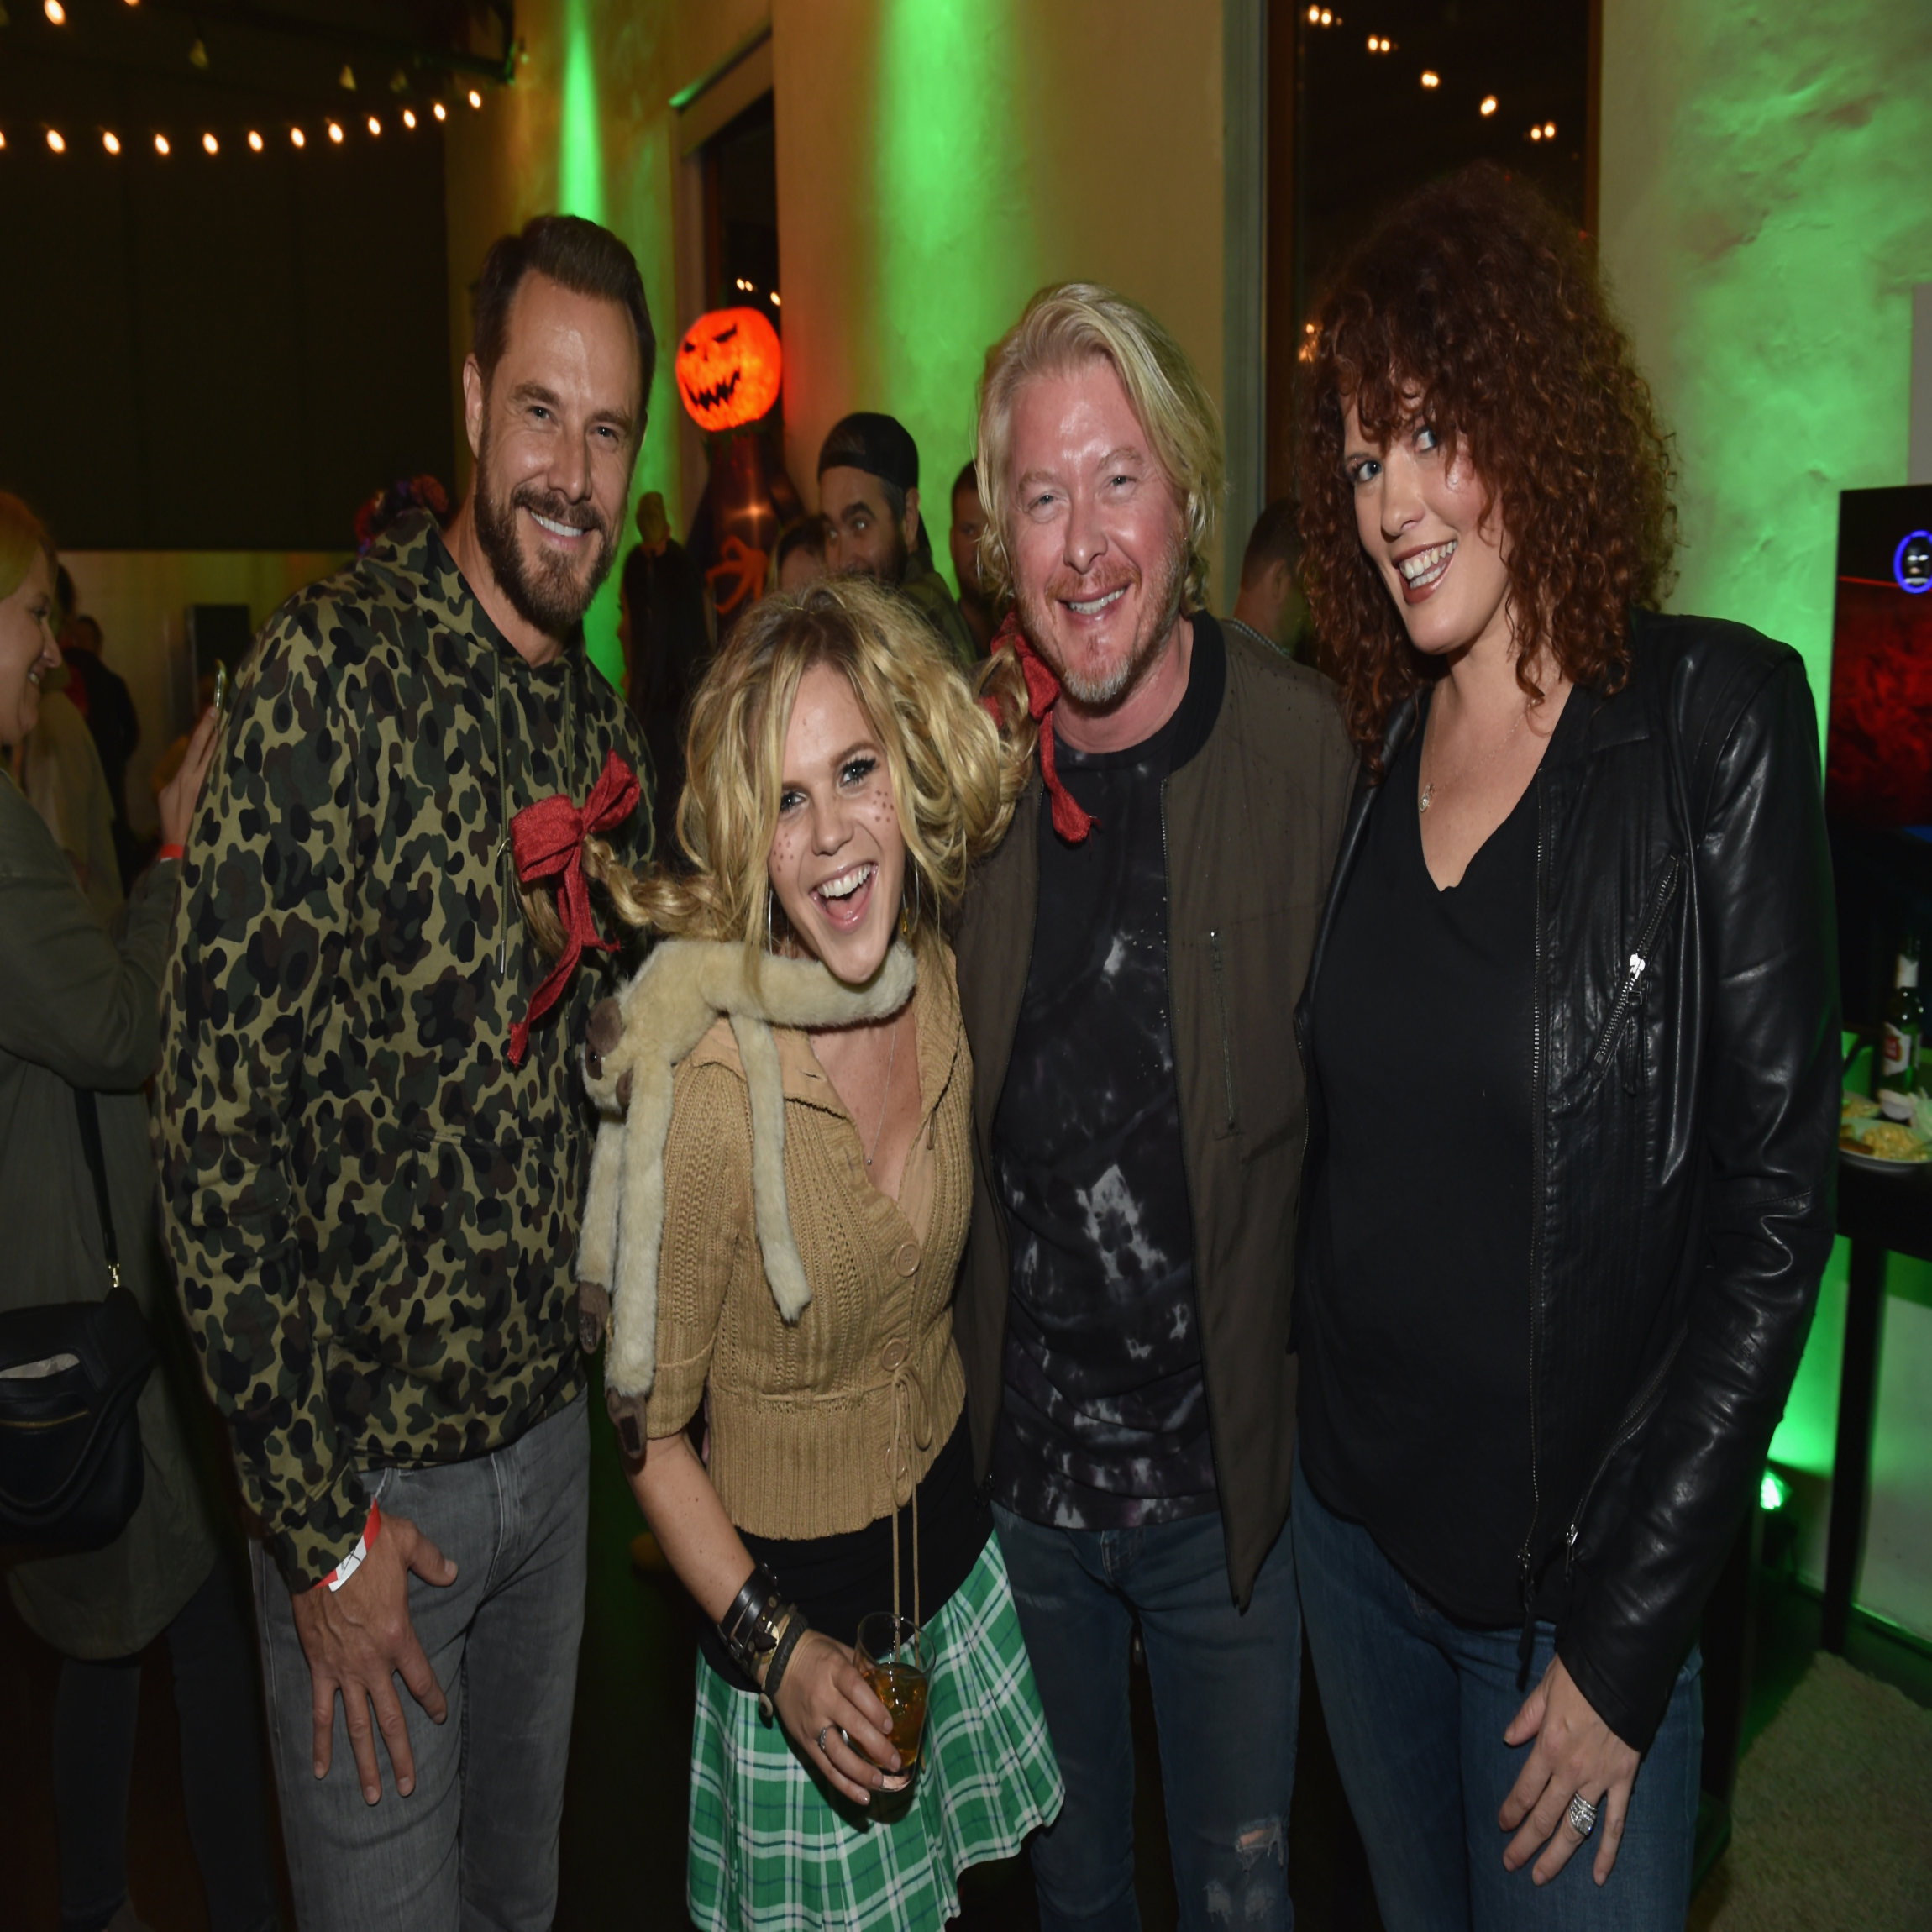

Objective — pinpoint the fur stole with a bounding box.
[578,937,918,1427]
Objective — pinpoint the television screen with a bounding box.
[1824,484,1932,1028]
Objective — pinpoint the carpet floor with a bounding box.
[1689,1650,1932,1931]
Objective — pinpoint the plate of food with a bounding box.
[1840,1090,1932,1169]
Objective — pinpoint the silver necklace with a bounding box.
[1418,700,1527,816]
[865,1015,900,1167]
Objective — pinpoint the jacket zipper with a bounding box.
[1562,1320,1690,1583]
[1588,856,1682,1070]
[1516,770,1547,1670]
[1208,928,1236,1131]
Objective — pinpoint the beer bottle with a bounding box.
[1877,933,1924,1121]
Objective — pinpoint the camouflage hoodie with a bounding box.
[160,512,652,1588]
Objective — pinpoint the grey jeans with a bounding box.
[251,1395,590,1932]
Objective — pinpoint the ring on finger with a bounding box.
[1567,1791,1599,1840]
[817,1724,832,1756]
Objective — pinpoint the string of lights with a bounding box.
[0,87,488,160]
[1303,8,1560,140]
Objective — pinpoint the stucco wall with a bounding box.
[1599,0,1932,714]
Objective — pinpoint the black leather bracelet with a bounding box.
[758,1605,810,1721]
[718,1564,783,1677]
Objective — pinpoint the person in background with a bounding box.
[354,473,452,555]
[1291,165,1838,1929]
[819,411,978,669]
[59,608,145,888]
[621,489,709,858]
[577,576,1062,1931]
[20,666,123,927]
[1227,496,1315,663]
[948,461,1001,657]
[775,512,830,595]
[160,214,656,1932]
[955,285,1357,1930]
[1,491,280,1932]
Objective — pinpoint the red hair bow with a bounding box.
[979,612,1095,844]
[507,749,641,1066]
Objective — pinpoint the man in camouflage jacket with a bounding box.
[160,215,656,1931]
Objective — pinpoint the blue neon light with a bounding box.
[1896,530,1932,595]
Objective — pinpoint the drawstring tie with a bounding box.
[980,612,1096,845]
[506,750,640,1066]
[883,1344,934,1635]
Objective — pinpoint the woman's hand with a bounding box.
[1499,1654,1641,1886]
[772,1630,901,1808]
[158,705,222,849]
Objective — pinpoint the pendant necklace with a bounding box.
[865,1015,900,1167]
[1419,698,1528,816]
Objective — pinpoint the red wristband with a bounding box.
[312,1500,382,1593]
[155,843,186,864]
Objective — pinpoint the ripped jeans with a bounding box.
[993,1504,1299,1931]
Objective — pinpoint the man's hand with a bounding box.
[1499,1654,1641,1887]
[289,1509,459,1805]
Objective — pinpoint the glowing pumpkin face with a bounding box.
[675,307,782,433]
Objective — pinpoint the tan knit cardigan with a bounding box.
[591,941,973,1541]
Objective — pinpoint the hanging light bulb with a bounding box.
[202,131,218,155]
[467,88,483,109]
[46,128,67,153]
[102,130,122,154]
[433,102,448,122]
[291,126,307,148]
[154,133,171,155]
[45,1,67,24]
[328,120,344,144]
[1420,70,1440,88]
[1480,96,1497,116]
[248,129,264,152]
[402,108,417,130]
[367,115,381,136]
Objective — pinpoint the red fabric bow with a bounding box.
[979,612,1096,844]
[506,750,641,1066]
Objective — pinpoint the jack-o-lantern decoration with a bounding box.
[675,306,782,433]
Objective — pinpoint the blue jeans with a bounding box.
[993,1503,1300,1932]
[252,1395,590,1932]
[1292,1457,1700,1932]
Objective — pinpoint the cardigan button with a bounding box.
[880,1338,909,1369]
[893,1239,921,1277]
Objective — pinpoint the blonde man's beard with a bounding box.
[1016,540,1187,710]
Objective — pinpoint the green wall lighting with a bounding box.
[1760,1469,1792,1513]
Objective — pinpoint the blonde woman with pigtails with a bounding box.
[558,575,1060,1930]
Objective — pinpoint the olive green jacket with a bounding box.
[1,777,220,1658]
[901,561,980,671]
[160,514,653,1588]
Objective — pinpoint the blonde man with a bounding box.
[954,285,1357,1929]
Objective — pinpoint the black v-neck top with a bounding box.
[1299,704,1552,1628]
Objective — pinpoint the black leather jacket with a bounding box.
[1294,611,1840,1753]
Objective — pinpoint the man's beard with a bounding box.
[1018,539,1187,708]
[838,522,911,586]
[472,428,617,638]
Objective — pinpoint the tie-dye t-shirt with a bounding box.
[989,681,1220,1530]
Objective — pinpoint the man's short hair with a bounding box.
[471,214,657,409]
[952,459,979,508]
[975,282,1224,612]
[776,515,829,571]
[1241,497,1302,590]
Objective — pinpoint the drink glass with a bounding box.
[853,1613,929,1822]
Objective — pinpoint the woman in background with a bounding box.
[1,491,280,1932]
[570,576,1060,1931]
[1289,169,1839,1929]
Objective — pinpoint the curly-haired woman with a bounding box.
[1289,165,1839,1927]
[569,576,1060,1930]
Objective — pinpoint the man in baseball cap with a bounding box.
[816,410,977,668]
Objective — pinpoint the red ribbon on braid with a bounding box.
[506,750,641,1066]
[979,612,1095,844]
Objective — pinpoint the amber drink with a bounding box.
[854,1614,929,1822]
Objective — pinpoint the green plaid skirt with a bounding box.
[686,1534,1064,1931]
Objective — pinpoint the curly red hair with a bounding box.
[1296,165,1677,765]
